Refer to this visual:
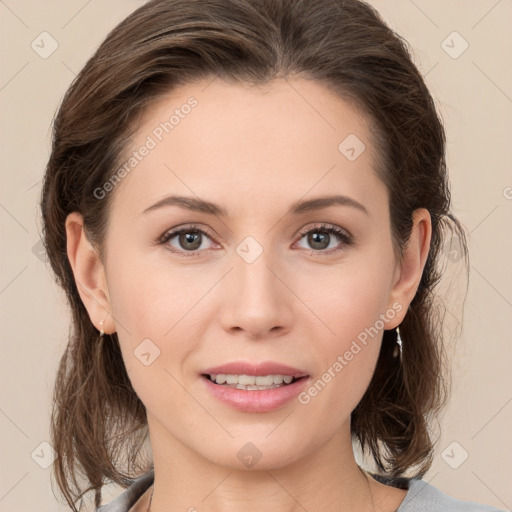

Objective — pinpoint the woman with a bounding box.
[41,0,505,511]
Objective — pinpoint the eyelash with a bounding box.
[158,223,353,258]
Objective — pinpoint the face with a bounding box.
[69,77,429,471]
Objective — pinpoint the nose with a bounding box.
[219,247,294,340]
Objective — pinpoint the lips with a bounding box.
[200,360,310,412]
[201,361,309,378]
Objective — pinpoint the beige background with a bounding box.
[0,1,511,510]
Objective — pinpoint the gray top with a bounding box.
[97,470,506,512]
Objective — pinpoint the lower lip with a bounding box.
[201,375,309,413]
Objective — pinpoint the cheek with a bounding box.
[103,252,196,393]
[106,248,213,338]
[296,252,394,340]
[294,254,393,412]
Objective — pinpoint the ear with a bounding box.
[65,212,116,334]
[385,208,432,328]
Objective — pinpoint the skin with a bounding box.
[66,77,431,511]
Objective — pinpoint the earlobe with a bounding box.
[65,212,116,334]
[386,208,432,328]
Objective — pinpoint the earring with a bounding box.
[393,326,403,361]
[99,319,105,338]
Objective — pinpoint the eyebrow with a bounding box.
[142,194,370,217]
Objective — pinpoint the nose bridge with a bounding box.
[234,239,283,308]
[219,237,292,337]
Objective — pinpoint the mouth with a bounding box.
[202,373,307,391]
[200,362,310,412]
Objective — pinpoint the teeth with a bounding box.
[239,375,256,385]
[225,374,238,384]
[256,375,274,386]
[236,384,283,390]
[208,373,296,387]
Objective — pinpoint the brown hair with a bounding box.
[41,0,468,509]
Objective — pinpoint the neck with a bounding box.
[146,417,375,512]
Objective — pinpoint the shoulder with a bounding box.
[398,478,507,512]
[95,470,506,512]
[96,470,154,512]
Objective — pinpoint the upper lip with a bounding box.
[202,361,309,378]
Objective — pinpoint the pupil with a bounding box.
[309,231,329,250]
[180,231,201,250]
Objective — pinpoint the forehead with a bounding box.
[110,77,385,216]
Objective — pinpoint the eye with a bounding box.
[158,222,352,258]
[295,223,353,255]
[159,224,217,257]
